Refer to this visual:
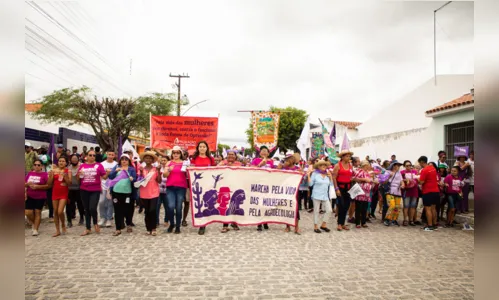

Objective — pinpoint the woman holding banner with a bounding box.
[164,146,188,234]
[218,150,241,233]
[190,141,216,235]
[308,160,333,233]
[278,153,302,235]
[251,146,275,231]
[331,149,354,231]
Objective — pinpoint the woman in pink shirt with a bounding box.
[443,166,464,227]
[138,151,162,236]
[164,146,188,234]
[78,150,110,236]
[251,146,274,231]
[401,160,419,226]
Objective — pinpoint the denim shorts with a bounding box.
[447,193,461,209]
[403,196,418,208]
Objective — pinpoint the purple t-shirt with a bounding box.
[386,171,403,197]
[251,158,275,169]
[78,163,106,192]
[25,171,48,199]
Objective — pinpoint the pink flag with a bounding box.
[341,132,350,151]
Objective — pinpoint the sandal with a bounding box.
[320,227,331,232]
[403,220,408,226]
[231,224,240,231]
[314,229,321,233]
[221,227,229,233]
[145,231,151,235]
[94,225,101,233]
[356,225,361,229]
[113,230,121,236]
[294,230,301,235]
[342,225,350,231]
[362,224,369,228]
[181,220,187,227]
[284,226,291,232]
[337,226,343,231]
[151,231,157,236]
[80,229,91,236]
[52,232,61,237]
[127,226,133,233]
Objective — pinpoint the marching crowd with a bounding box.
[24,140,474,237]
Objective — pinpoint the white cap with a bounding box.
[25,142,32,147]
[120,153,130,160]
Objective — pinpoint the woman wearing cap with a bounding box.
[190,141,216,235]
[108,154,137,236]
[164,146,188,234]
[401,160,419,226]
[78,150,111,236]
[383,161,405,226]
[251,146,275,231]
[352,160,376,228]
[454,153,472,214]
[331,149,354,231]
[137,151,162,236]
[47,156,71,237]
[218,150,242,233]
[25,159,50,236]
[278,153,302,234]
[308,160,333,233]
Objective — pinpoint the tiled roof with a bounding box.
[329,120,362,129]
[426,93,474,114]
[25,103,42,112]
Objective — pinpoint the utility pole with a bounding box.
[434,1,452,85]
[169,73,190,116]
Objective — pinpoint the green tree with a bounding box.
[217,143,230,156]
[30,86,185,152]
[245,106,308,153]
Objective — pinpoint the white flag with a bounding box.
[272,148,281,159]
[297,116,311,160]
[222,148,228,159]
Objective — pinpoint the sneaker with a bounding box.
[174,227,180,234]
[98,218,106,227]
[105,220,112,228]
[263,224,269,230]
[392,221,400,226]
[198,227,206,235]
[414,221,422,225]
[32,229,39,236]
[166,225,174,233]
[384,220,390,226]
[431,226,439,231]
[423,226,433,231]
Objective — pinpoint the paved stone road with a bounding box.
[25,209,474,300]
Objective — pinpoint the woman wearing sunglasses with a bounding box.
[78,150,110,236]
[25,159,50,236]
[164,146,188,234]
[401,160,418,226]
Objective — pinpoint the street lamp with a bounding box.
[181,99,209,116]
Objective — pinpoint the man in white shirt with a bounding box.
[98,150,118,227]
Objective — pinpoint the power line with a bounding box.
[25,21,132,97]
[26,2,136,96]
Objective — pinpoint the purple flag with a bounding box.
[330,123,336,146]
[454,145,469,158]
[106,170,129,189]
[48,134,56,163]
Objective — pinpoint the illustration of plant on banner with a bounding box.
[310,132,325,159]
[251,111,280,152]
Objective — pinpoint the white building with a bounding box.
[342,74,474,162]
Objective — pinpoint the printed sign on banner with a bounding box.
[251,112,280,151]
[150,116,218,150]
[187,167,302,227]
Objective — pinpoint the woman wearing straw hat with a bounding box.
[308,159,333,233]
[138,151,162,236]
[331,149,354,231]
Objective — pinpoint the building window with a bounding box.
[445,120,474,166]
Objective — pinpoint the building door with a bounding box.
[445,120,474,165]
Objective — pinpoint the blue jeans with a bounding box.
[156,192,169,224]
[99,190,114,221]
[167,186,186,228]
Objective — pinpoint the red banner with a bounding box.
[150,116,218,150]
